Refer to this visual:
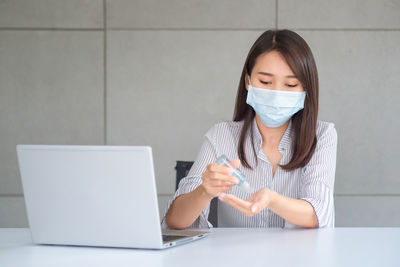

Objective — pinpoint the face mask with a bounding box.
[246,75,306,128]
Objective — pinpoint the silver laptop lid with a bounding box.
[17,145,164,249]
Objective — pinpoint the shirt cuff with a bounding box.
[300,181,335,228]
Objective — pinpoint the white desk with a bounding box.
[0,228,399,267]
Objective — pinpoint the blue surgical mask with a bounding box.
[246,75,306,128]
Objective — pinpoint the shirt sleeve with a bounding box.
[161,128,218,229]
[299,122,338,228]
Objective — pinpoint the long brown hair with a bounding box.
[233,29,319,171]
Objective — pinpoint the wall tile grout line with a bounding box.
[103,0,107,145]
[286,28,400,32]
[161,194,400,198]
[93,28,400,32]
[333,194,400,197]
[0,28,103,31]
[4,194,400,197]
[1,28,399,32]
[275,0,278,29]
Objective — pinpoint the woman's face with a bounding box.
[246,50,305,93]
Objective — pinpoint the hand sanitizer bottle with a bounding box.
[215,154,254,194]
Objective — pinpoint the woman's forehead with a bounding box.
[253,51,296,77]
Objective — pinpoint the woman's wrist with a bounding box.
[265,188,279,209]
[196,184,215,201]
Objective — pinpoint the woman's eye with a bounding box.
[260,81,271,85]
[287,84,298,88]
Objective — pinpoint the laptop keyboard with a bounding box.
[162,235,187,242]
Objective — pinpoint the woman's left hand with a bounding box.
[218,188,277,216]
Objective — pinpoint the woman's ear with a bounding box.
[245,74,249,91]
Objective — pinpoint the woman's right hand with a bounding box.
[200,159,241,198]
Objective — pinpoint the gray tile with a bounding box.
[0,31,104,195]
[0,0,103,29]
[279,0,400,29]
[0,197,28,227]
[107,0,275,29]
[107,30,263,194]
[335,195,400,227]
[295,31,400,195]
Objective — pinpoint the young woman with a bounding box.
[163,29,337,229]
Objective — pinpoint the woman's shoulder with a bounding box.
[204,120,244,141]
[315,119,337,146]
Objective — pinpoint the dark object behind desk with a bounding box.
[175,161,218,227]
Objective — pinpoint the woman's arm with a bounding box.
[165,185,213,230]
[166,161,239,230]
[268,191,318,228]
[218,188,318,228]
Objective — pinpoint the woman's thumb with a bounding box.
[230,159,241,169]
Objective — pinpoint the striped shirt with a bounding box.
[162,117,337,229]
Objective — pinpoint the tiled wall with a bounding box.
[1,0,399,227]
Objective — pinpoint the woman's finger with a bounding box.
[209,173,239,184]
[230,159,241,169]
[207,164,233,175]
[209,179,235,187]
[215,185,233,192]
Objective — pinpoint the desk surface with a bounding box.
[0,228,399,267]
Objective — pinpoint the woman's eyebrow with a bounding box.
[258,71,297,78]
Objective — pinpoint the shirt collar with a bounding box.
[252,117,293,151]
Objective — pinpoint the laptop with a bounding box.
[16,145,209,249]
